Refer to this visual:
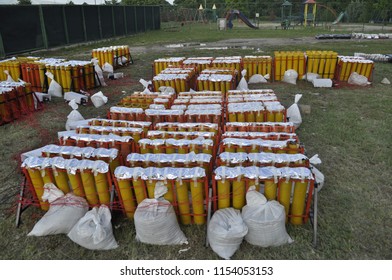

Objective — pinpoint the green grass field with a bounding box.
[0,23,391,260]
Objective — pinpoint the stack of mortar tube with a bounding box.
[196,68,237,92]
[144,109,184,124]
[154,122,219,133]
[274,51,306,81]
[0,57,22,81]
[0,82,35,125]
[305,51,338,79]
[58,131,133,160]
[243,56,273,80]
[138,138,214,155]
[225,122,296,133]
[88,119,152,134]
[219,138,302,154]
[217,152,309,168]
[182,57,213,73]
[178,90,222,99]
[92,45,132,69]
[211,56,242,73]
[336,56,374,82]
[153,57,186,75]
[108,106,145,121]
[76,125,144,143]
[118,92,175,109]
[213,166,314,224]
[43,59,95,93]
[21,157,111,210]
[221,131,298,141]
[40,144,121,173]
[114,166,207,224]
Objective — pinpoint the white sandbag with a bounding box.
[381,77,390,85]
[45,71,62,97]
[282,69,298,85]
[90,91,108,108]
[158,86,175,94]
[102,62,114,74]
[28,183,89,236]
[348,72,370,86]
[309,154,325,191]
[68,205,118,250]
[64,91,88,104]
[207,208,248,259]
[236,69,249,90]
[248,74,268,84]
[134,182,188,245]
[242,187,293,247]
[140,78,152,94]
[4,70,15,83]
[305,73,321,82]
[92,58,107,86]
[286,94,302,128]
[65,99,84,131]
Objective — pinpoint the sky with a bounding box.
[0,0,174,4]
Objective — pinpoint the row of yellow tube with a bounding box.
[116,177,206,224]
[139,143,212,155]
[92,45,131,68]
[228,110,285,123]
[155,123,219,133]
[221,142,301,154]
[225,122,295,133]
[215,178,309,224]
[0,60,21,81]
[243,56,273,80]
[76,126,143,143]
[23,165,112,211]
[306,51,338,79]
[152,76,189,93]
[196,77,233,93]
[88,119,151,133]
[337,57,374,81]
[153,58,185,76]
[274,51,306,81]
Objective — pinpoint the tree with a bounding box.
[67,1,75,5]
[122,0,171,5]
[17,0,32,4]
[105,0,120,5]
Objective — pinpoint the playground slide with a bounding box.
[227,10,258,29]
[332,12,345,25]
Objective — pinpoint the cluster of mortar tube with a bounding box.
[305,51,338,79]
[76,125,143,143]
[225,121,296,133]
[92,45,131,68]
[243,55,273,80]
[221,138,301,154]
[218,152,309,167]
[153,57,186,75]
[274,51,306,81]
[337,56,374,81]
[0,82,35,124]
[114,166,207,224]
[126,152,212,167]
[88,119,151,132]
[214,166,314,224]
[155,122,219,132]
[21,157,111,210]
[138,138,213,155]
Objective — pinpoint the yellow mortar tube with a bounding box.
[290,181,308,225]
[232,176,245,210]
[80,171,99,205]
[190,180,205,225]
[117,179,136,218]
[27,168,49,211]
[53,168,70,194]
[278,180,292,223]
[146,180,156,198]
[264,180,277,200]
[217,179,231,209]
[94,172,110,205]
[132,178,146,204]
[176,180,191,225]
[67,172,86,198]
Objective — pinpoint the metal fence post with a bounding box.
[152,6,155,30]
[38,5,49,49]
[134,6,138,33]
[0,32,5,58]
[81,5,88,42]
[112,6,116,36]
[123,6,128,34]
[144,6,147,31]
[62,6,70,44]
[98,5,103,39]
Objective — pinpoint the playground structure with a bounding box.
[225,9,258,29]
